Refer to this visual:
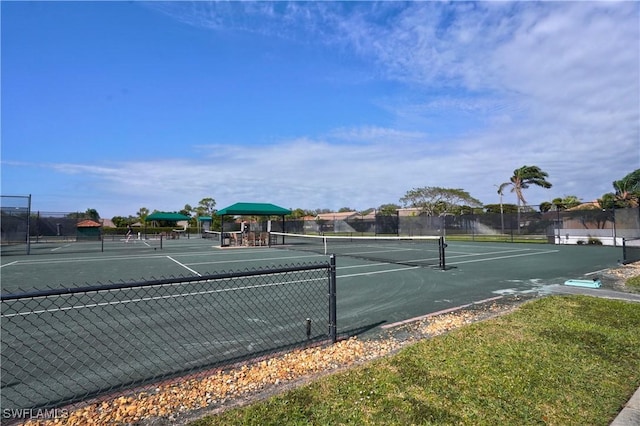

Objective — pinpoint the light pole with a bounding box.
[495,185,505,235]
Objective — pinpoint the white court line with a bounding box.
[446,247,539,257]
[447,249,559,265]
[585,269,609,276]
[449,243,545,251]
[186,253,327,267]
[51,245,70,252]
[187,253,421,278]
[2,277,322,317]
[338,265,420,278]
[0,261,18,268]
[9,246,281,267]
[9,251,220,266]
[166,256,202,277]
[339,263,407,271]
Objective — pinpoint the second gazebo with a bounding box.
[216,202,291,247]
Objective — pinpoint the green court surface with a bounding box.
[0,236,624,409]
[1,237,624,330]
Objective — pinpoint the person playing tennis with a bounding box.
[125,224,133,243]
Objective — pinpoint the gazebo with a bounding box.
[197,216,213,232]
[216,202,291,247]
[145,212,191,223]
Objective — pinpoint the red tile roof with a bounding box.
[77,220,102,228]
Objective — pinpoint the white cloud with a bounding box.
[7,2,638,217]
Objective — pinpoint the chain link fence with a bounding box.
[0,195,31,255]
[623,237,640,264]
[6,204,639,256]
[1,259,337,412]
[284,207,640,246]
[1,209,98,256]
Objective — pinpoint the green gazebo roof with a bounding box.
[216,203,291,216]
[145,212,191,221]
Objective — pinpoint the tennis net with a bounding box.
[203,230,243,243]
[203,230,222,241]
[269,232,446,269]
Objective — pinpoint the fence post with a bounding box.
[613,208,617,247]
[329,254,337,343]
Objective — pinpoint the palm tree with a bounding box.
[137,207,149,224]
[498,166,552,233]
[613,169,640,208]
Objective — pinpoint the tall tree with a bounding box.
[539,202,552,213]
[377,204,400,216]
[289,208,307,219]
[180,204,193,217]
[597,193,621,210]
[137,207,149,223]
[111,216,128,228]
[485,203,519,214]
[612,169,640,207]
[498,165,552,233]
[67,209,100,220]
[550,195,581,211]
[399,187,482,216]
[498,166,552,208]
[85,208,100,221]
[195,197,217,217]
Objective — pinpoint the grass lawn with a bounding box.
[627,275,640,291]
[191,296,640,426]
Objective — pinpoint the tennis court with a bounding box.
[1,235,624,336]
[1,235,624,410]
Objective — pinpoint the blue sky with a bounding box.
[2,1,639,219]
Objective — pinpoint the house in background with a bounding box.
[99,218,116,228]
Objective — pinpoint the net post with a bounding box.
[439,237,447,270]
[328,254,337,343]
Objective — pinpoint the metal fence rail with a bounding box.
[1,258,337,411]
